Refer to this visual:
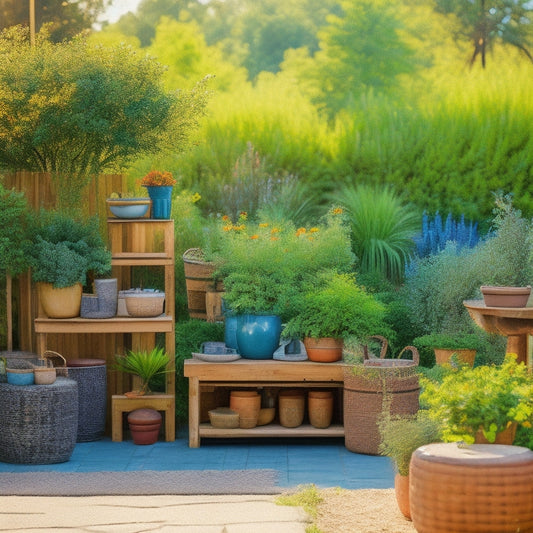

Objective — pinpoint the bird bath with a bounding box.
[463,300,533,366]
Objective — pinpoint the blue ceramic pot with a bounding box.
[145,186,172,219]
[236,314,282,359]
[224,315,239,350]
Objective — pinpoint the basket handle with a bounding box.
[363,335,389,360]
[397,346,420,366]
[43,350,67,371]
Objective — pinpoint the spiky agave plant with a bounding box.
[113,347,170,395]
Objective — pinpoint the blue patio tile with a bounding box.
[0,435,398,491]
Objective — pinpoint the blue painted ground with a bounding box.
[0,429,395,490]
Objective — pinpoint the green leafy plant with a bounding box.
[378,410,442,476]
[282,271,389,341]
[27,210,111,288]
[113,347,171,395]
[412,333,482,350]
[420,354,533,444]
[214,207,355,320]
[0,26,209,212]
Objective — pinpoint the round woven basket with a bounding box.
[125,291,165,317]
[344,346,420,455]
[182,248,221,320]
[410,443,533,532]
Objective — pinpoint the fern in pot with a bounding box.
[282,271,389,362]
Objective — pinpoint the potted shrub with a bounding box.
[378,410,442,519]
[282,271,389,362]
[213,208,355,359]
[420,353,533,444]
[27,210,112,318]
[413,332,482,366]
[139,170,177,219]
[112,346,171,397]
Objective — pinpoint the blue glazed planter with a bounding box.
[224,315,239,350]
[145,186,172,219]
[236,314,282,359]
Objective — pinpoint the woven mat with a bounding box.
[0,469,281,496]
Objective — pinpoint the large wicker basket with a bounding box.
[344,344,420,455]
[182,248,222,320]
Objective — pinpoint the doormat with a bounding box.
[0,469,282,496]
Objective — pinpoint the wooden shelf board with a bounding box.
[198,423,344,439]
[34,315,174,334]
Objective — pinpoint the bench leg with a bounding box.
[189,377,200,447]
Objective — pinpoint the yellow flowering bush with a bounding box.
[213,207,355,320]
[420,353,533,444]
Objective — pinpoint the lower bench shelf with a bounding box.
[184,359,347,447]
[199,423,345,439]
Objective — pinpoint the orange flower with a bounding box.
[271,227,280,234]
[331,207,343,215]
[309,227,319,233]
[295,227,306,237]
[270,236,279,241]
[250,234,259,240]
[222,215,230,222]
[259,223,269,228]
[223,225,233,232]
[140,170,176,187]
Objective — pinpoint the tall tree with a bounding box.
[0,0,109,41]
[284,0,416,115]
[434,0,533,67]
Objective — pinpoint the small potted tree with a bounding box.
[27,210,111,318]
[412,332,482,367]
[112,346,171,397]
[282,271,389,362]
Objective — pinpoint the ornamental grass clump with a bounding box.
[420,353,533,444]
[213,207,355,320]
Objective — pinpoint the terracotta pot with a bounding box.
[474,422,517,445]
[127,408,162,445]
[410,442,533,533]
[434,348,477,367]
[229,390,261,428]
[308,390,334,429]
[395,473,411,520]
[38,282,82,318]
[481,285,531,308]
[303,337,343,363]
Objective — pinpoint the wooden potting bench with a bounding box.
[184,358,347,447]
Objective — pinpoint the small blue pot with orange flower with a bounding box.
[140,171,176,219]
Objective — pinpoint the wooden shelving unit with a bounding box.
[34,219,176,440]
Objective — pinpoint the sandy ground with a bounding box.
[316,488,416,533]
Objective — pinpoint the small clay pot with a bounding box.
[128,408,162,445]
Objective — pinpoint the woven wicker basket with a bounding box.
[344,344,420,455]
[208,407,240,429]
[43,350,68,377]
[125,291,165,317]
